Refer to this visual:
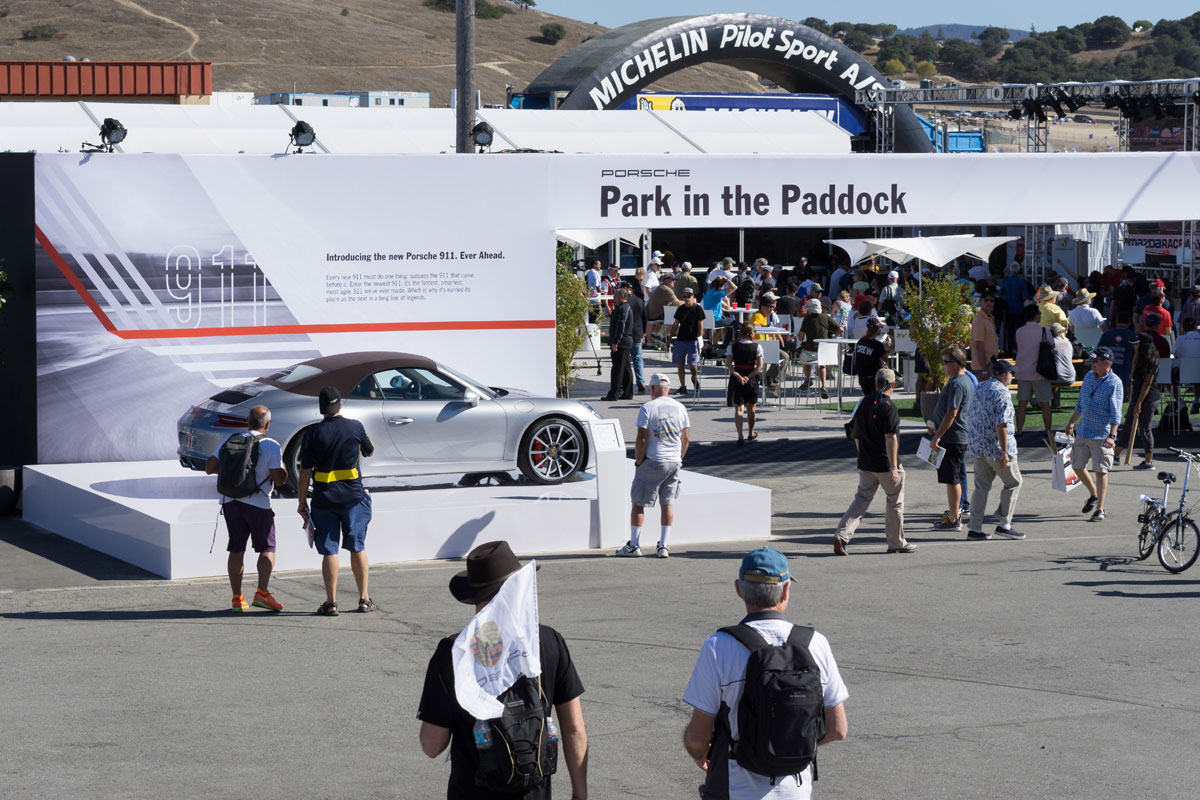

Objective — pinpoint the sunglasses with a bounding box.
[942,360,959,365]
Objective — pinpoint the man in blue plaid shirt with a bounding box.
[1065,346,1124,522]
[965,360,1025,540]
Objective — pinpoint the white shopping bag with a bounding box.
[1052,446,1081,492]
[916,437,947,469]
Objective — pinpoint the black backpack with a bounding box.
[718,617,826,781]
[473,674,558,793]
[216,432,267,499]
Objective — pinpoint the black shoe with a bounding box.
[637,384,646,393]
[1090,509,1107,522]
[600,394,617,401]
[674,386,688,395]
[618,393,633,400]
[887,543,918,553]
[967,529,991,540]
[1081,495,1098,514]
[994,526,1026,540]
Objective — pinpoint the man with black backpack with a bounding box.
[418,540,589,800]
[683,547,848,799]
[205,405,286,613]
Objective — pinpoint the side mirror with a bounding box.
[463,390,480,407]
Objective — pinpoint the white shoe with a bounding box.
[656,544,669,559]
[615,542,642,557]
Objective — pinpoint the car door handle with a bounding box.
[388,417,414,426]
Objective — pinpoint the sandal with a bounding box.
[747,432,758,442]
[357,597,379,613]
[316,601,339,617]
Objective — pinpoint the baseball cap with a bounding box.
[650,257,663,265]
[319,386,342,415]
[887,270,899,280]
[740,547,795,584]
[761,292,778,303]
[866,316,882,330]
[681,287,694,296]
[652,250,664,259]
[721,256,735,266]
[875,366,896,386]
[1050,322,1066,336]
[662,273,675,281]
[806,298,821,312]
[991,359,1015,377]
[649,373,671,388]
[1092,346,1114,361]
[681,261,692,270]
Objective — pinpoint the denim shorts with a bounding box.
[311,493,372,555]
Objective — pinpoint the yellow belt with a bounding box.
[313,468,359,483]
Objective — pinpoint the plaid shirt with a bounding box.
[1074,370,1124,440]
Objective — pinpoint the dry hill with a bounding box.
[0,0,763,102]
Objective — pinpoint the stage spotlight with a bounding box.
[100,118,127,147]
[1046,93,1068,120]
[1148,97,1166,120]
[1058,90,1085,113]
[1163,96,1182,117]
[1007,105,1024,121]
[1103,94,1120,110]
[289,121,316,151]
[1023,99,1047,124]
[470,121,494,151]
[81,117,127,153]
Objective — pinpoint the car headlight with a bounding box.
[580,402,603,419]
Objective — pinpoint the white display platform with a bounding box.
[23,460,770,579]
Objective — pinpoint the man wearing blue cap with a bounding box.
[1065,346,1124,522]
[682,548,848,799]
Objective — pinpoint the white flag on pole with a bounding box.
[452,561,541,720]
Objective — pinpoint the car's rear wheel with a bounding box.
[279,431,311,498]
[518,418,585,485]
[459,472,516,487]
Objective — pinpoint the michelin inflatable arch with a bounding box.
[523,13,934,153]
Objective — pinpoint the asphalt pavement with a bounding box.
[3,347,1200,798]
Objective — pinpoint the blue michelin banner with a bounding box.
[614,91,867,136]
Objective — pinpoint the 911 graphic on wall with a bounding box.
[177,352,601,489]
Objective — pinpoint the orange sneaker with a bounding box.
[252,589,283,612]
[232,594,249,613]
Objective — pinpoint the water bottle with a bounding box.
[546,716,559,743]
[473,719,493,750]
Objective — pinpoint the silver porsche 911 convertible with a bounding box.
[177,351,602,489]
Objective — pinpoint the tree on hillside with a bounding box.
[803,17,831,36]
[935,26,945,40]
[844,30,874,52]
[517,0,536,9]
[915,60,937,78]
[875,34,914,68]
[913,30,938,61]
[831,21,854,38]
[882,58,906,76]
[976,26,1010,57]
[1086,16,1131,48]
[939,38,991,80]
[540,22,566,44]
[1133,20,1153,33]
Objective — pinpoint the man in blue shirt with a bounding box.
[1097,312,1137,392]
[1064,347,1124,522]
[1001,263,1031,354]
[965,361,1025,540]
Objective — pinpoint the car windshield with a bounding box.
[438,365,495,398]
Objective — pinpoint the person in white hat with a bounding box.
[643,256,663,299]
[797,298,843,399]
[616,373,690,559]
[879,270,903,317]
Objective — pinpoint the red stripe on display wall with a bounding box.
[34,225,553,340]
[34,225,117,333]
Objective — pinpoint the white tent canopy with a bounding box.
[825,235,1017,267]
[556,228,645,250]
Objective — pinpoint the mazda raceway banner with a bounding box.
[30,150,1200,463]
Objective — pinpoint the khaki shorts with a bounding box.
[1072,438,1115,475]
[631,458,682,507]
[1016,379,1052,405]
[798,349,819,364]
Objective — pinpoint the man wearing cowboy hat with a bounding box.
[418,541,590,800]
[1068,286,1106,337]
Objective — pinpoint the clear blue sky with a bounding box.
[532,1,1193,33]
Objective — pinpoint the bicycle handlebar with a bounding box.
[1168,447,1200,459]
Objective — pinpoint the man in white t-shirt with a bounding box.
[206,405,286,613]
[616,373,690,559]
[708,256,736,286]
[683,547,848,800]
[1068,287,1106,335]
[643,257,663,299]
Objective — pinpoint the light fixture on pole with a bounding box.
[288,121,317,153]
[81,117,127,153]
[470,121,494,152]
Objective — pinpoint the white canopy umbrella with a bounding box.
[855,234,1018,300]
[823,237,890,266]
[556,228,646,250]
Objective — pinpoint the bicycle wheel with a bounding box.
[1157,516,1200,573]
[1138,510,1172,560]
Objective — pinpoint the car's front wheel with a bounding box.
[518,418,586,485]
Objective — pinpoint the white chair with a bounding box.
[817,340,843,414]
[1073,326,1102,351]
[777,314,795,337]
[1156,356,1175,387]
[659,305,677,348]
[893,329,917,353]
[759,339,782,406]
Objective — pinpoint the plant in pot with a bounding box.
[555,243,589,397]
[905,272,974,425]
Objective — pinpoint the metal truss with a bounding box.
[857,79,1200,108]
